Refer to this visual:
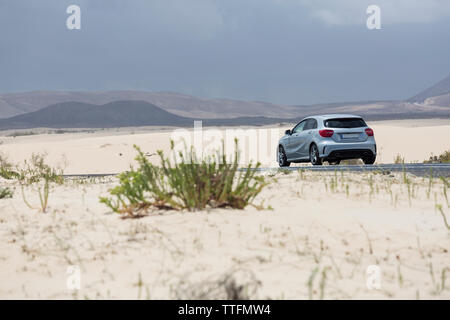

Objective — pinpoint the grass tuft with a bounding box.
[0,153,63,184]
[0,153,18,180]
[394,153,405,164]
[100,140,268,216]
[18,154,64,185]
[0,187,13,199]
[424,150,450,164]
[435,204,450,230]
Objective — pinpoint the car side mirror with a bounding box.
[285,129,291,135]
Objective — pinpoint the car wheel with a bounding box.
[278,146,291,167]
[329,160,340,165]
[363,155,376,165]
[309,144,322,166]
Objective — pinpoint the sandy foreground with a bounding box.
[0,171,449,299]
[0,119,449,299]
[0,119,449,174]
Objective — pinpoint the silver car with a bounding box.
[278,114,377,166]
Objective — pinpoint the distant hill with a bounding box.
[1,74,450,126]
[0,100,291,130]
[421,93,450,107]
[408,75,450,103]
[0,99,448,131]
[0,101,192,129]
[0,90,300,119]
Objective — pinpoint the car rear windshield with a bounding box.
[323,118,367,128]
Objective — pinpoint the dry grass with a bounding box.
[424,150,450,164]
[100,140,267,216]
[1,168,449,299]
[0,153,64,185]
[0,187,13,199]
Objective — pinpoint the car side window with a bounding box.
[292,120,306,134]
[304,119,317,130]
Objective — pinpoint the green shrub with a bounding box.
[100,140,267,216]
[0,153,18,180]
[0,187,13,199]
[17,154,64,184]
[424,150,450,164]
[0,153,63,184]
[7,131,37,138]
[394,154,405,164]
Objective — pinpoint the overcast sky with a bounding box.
[1,0,450,105]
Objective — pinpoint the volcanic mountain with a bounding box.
[0,100,289,130]
[408,75,450,103]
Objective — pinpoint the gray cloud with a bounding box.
[1,0,449,104]
[293,0,450,25]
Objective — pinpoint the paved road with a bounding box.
[63,163,450,178]
[257,163,450,177]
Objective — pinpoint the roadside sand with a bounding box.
[0,119,449,174]
[0,171,449,299]
[0,119,449,299]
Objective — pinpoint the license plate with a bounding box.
[342,133,359,139]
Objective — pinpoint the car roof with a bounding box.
[308,114,363,120]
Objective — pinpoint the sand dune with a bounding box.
[0,119,449,299]
[0,119,449,174]
[0,170,449,299]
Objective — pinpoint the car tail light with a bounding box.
[365,128,374,136]
[319,129,334,137]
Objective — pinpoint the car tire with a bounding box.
[309,144,323,166]
[278,146,291,167]
[363,155,376,165]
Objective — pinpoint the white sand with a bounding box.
[0,119,449,174]
[0,171,449,299]
[0,119,449,299]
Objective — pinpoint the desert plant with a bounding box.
[0,187,13,199]
[307,267,319,300]
[394,153,405,164]
[38,178,50,213]
[426,171,434,199]
[21,176,51,213]
[0,153,19,180]
[1,153,63,184]
[7,131,37,138]
[424,150,450,163]
[441,177,449,207]
[307,266,330,300]
[100,140,268,216]
[435,204,449,230]
[17,153,64,185]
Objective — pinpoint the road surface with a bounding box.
[63,163,450,178]
[257,163,450,177]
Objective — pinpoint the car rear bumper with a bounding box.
[320,142,377,160]
[324,149,375,161]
